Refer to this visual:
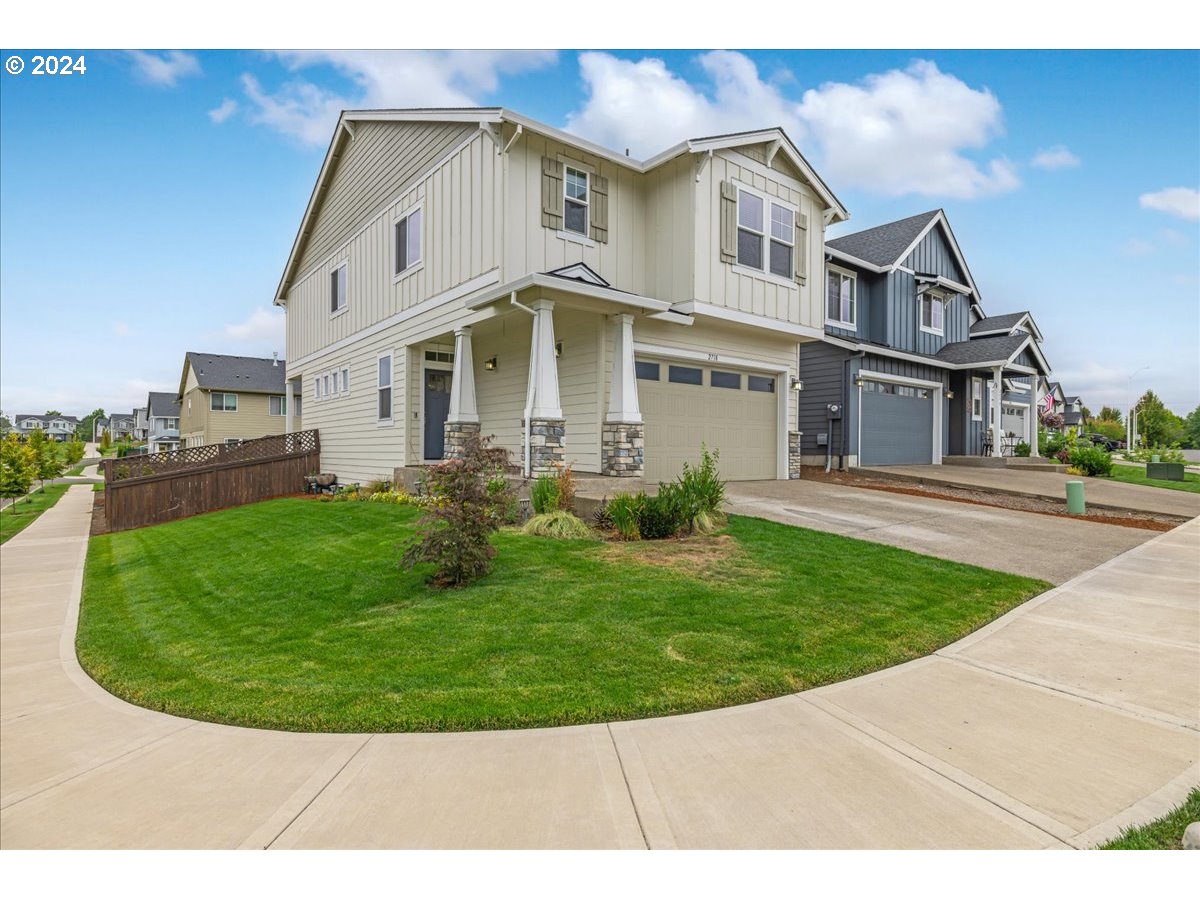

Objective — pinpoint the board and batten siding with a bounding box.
[694,149,825,330]
[504,129,646,296]
[643,153,696,304]
[286,129,503,364]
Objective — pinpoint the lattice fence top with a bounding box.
[104,430,319,483]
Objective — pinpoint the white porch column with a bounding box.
[447,326,479,424]
[606,313,642,423]
[1030,380,1040,456]
[991,366,1004,458]
[528,299,562,419]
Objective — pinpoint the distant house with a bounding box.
[1062,395,1086,436]
[146,391,182,453]
[177,352,298,447]
[106,413,138,440]
[133,406,149,442]
[13,414,79,442]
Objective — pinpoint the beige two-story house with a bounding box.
[275,108,849,484]
[177,352,298,447]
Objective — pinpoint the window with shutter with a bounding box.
[563,166,589,235]
[589,173,609,243]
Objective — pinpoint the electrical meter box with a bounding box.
[826,403,842,419]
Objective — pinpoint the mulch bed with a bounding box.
[802,467,1180,533]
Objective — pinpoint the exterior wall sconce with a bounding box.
[790,377,804,392]
[945,390,955,400]
[484,357,497,371]
[554,341,563,358]
[853,376,864,387]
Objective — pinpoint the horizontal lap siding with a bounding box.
[797,342,849,456]
[201,392,286,445]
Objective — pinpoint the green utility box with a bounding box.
[1146,462,1185,481]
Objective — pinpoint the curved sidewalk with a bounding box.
[1,486,1196,849]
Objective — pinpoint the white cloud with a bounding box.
[1031,144,1080,170]
[240,51,556,146]
[126,50,201,88]
[1139,187,1200,221]
[1119,237,1155,257]
[566,53,1018,199]
[222,307,285,344]
[208,98,238,124]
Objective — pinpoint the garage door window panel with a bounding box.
[668,365,703,386]
[635,361,660,381]
[748,375,775,393]
[711,370,741,390]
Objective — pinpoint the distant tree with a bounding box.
[35,434,65,485]
[1080,405,1092,423]
[1096,405,1123,423]
[64,438,86,465]
[0,434,38,504]
[1089,420,1125,442]
[43,410,63,417]
[78,408,106,442]
[1183,405,1200,450]
[0,413,11,436]
[1135,390,1185,447]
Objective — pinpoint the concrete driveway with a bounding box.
[1,486,1196,849]
[726,479,1153,584]
[861,464,1200,519]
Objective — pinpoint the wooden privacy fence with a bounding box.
[102,430,320,533]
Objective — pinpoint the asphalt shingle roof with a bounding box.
[185,352,287,394]
[14,414,79,424]
[970,312,1029,336]
[1063,410,1084,425]
[826,210,941,267]
[147,391,182,417]
[934,333,1029,367]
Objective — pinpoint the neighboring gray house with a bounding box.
[1062,394,1086,435]
[146,391,182,453]
[106,413,138,441]
[798,209,1052,467]
[13,414,79,442]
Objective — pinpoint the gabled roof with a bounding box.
[825,209,982,306]
[180,352,287,397]
[275,108,849,304]
[1066,395,1083,404]
[1063,410,1084,425]
[147,391,182,418]
[14,414,79,425]
[546,262,609,287]
[934,332,1051,375]
[970,311,1044,342]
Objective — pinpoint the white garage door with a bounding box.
[637,358,778,483]
[1001,405,1026,438]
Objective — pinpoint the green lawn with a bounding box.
[1105,464,1200,493]
[1,483,71,545]
[1098,788,1200,849]
[77,499,1049,733]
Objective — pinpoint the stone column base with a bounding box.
[788,431,803,479]
[443,421,481,460]
[601,421,644,477]
[522,418,565,474]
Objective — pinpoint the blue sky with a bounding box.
[2,49,1197,419]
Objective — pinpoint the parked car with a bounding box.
[1084,433,1122,452]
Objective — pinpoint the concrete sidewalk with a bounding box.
[859,464,1200,519]
[1,486,1196,849]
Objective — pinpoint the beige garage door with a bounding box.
[637,358,778,483]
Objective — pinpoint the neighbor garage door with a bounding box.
[859,380,934,466]
[637,358,778,483]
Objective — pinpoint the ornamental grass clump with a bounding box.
[401,434,513,587]
[523,462,590,536]
[521,508,594,539]
[605,492,642,540]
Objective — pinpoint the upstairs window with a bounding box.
[737,188,795,280]
[563,167,589,235]
[826,270,856,328]
[393,207,422,277]
[920,291,944,335]
[736,189,763,269]
[210,392,237,412]
[330,262,347,313]
[769,203,794,278]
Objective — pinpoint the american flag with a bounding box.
[1041,393,1055,414]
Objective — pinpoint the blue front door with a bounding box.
[424,369,453,460]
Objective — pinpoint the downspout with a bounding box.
[510,292,538,477]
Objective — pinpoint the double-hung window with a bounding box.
[210,392,237,412]
[393,207,422,277]
[920,291,944,334]
[330,262,347,313]
[736,189,764,269]
[269,395,286,416]
[826,269,856,328]
[341,367,350,394]
[971,378,983,421]
[563,167,589,235]
[377,353,393,423]
[768,203,794,277]
[737,188,795,280]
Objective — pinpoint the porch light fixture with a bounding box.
[554,341,563,358]
[484,357,497,371]
[946,390,955,400]
[853,376,863,387]
[790,377,804,392]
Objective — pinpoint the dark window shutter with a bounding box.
[541,156,564,229]
[720,180,737,263]
[794,210,808,285]
[589,173,609,243]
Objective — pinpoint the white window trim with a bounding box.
[825,264,858,330]
[269,395,286,417]
[562,164,590,238]
[732,180,799,289]
[330,260,348,318]
[341,366,350,396]
[555,229,596,248]
[377,350,394,426]
[971,377,983,421]
[919,290,945,336]
[391,202,425,284]
[210,392,238,413]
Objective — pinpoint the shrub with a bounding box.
[36,438,65,483]
[530,474,559,515]
[1069,444,1114,477]
[1126,445,1185,464]
[1014,441,1031,458]
[401,434,513,587]
[521,509,594,539]
[367,490,412,504]
[673,445,727,533]
[64,439,86,464]
[637,491,682,539]
[554,462,576,511]
[0,433,37,501]
[606,492,642,540]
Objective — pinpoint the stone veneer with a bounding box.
[522,418,565,473]
[443,421,481,460]
[601,422,645,477]
[788,431,803,479]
